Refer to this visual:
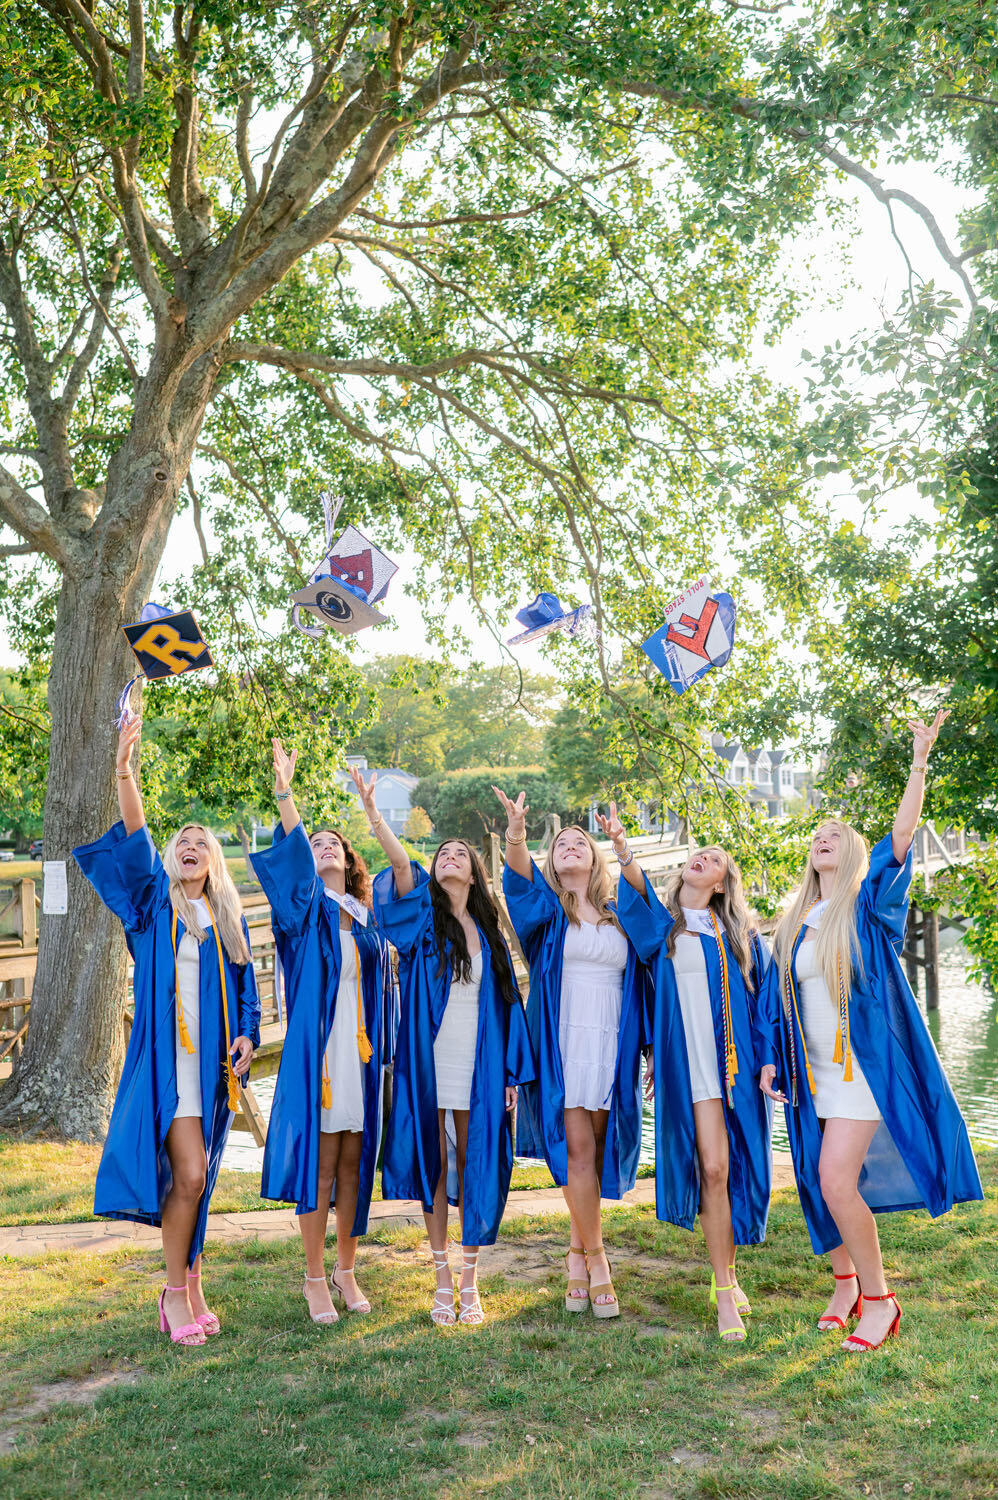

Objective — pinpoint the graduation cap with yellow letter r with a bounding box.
[116,602,214,727]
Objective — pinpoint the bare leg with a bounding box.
[451,1110,483,1321]
[817,1118,898,1347]
[425,1111,455,1323]
[161,1117,207,1333]
[299,1131,341,1321]
[331,1131,370,1310]
[563,1107,615,1307]
[693,1099,743,1340]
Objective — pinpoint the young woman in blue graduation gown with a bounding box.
[356,771,534,1328]
[250,741,395,1326]
[495,788,646,1320]
[74,717,259,1348]
[606,803,771,1344]
[756,712,982,1353]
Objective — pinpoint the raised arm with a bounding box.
[492,786,532,880]
[594,801,644,893]
[115,717,146,835]
[351,767,413,896]
[892,709,949,863]
[272,738,301,834]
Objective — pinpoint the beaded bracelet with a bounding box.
[616,848,634,868]
[276,789,292,802]
[504,828,527,845]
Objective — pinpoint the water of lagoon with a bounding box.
[222,939,998,1175]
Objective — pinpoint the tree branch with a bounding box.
[0,464,71,568]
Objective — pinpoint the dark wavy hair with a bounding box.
[429,839,519,1007]
[309,827,373,909]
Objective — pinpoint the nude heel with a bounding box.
[585,1246,620,1320]
[564,1244,590,1313]
[303,1274,339,1325]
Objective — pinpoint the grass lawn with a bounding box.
[0,1132,582,1226]
[1,1156,996,1498]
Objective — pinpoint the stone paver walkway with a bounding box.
[0,1153,796,1258]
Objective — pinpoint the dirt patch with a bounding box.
[0,1369,142,1455]
[669,1447,710,1470]
[740,1404,782,1441]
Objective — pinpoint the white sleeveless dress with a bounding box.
[559,920,628,1111]
[320,927,366,1134]
[433,949,482,1111]
[671,924,723,1104]
[797,913,881,1122]
[174,896,210,1119]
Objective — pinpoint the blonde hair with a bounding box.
[163,824,252,966]
[663,846,758,988]
[774,819,868,1008]
[543,825,619,928]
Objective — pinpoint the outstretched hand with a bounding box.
[116,716,142,773]
[594,800,626,849]
[272,737,298,794]
[493,785,529,838]
[351,766,379,821]
[909,708,949,766]
[759,1064,788,1105]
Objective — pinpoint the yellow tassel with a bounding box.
[177,1012,196,1055]
[833,1028,843,1065]
[727,1044,739,1083]
[353,942,374,1063]
[805,1056,817,1096]
[227,1072,240,1112]
[843,1046,853,1083]
[321,1071,332,1110]
[356,1027,374,1065]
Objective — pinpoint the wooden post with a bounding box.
[904,906,920,994]
[17,878,37,947]
[923,908,939,1011]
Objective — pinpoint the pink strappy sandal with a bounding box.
[187,1269,220,1336]
[159,1285,206,1347]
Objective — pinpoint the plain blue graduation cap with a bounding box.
[641,576,736,694]
[117,602,214,726]
[507,591,593,646]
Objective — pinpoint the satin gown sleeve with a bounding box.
[502,861,560,946]
[73,821,168,932]
[614,870,668,964]
[236,916,262,1047]
[860,833,913,948]
[250,821,317,938]
[372,861,432,955]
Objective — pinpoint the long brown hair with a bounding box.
[429,839,519,1006]
[310,827,373,909]
[542,824,619,929]
[663,846,757,989]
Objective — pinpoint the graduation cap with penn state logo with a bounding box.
[640,574,736,694]
[116,602,214,726]
[507,591,593,647]
[291,491,398,639]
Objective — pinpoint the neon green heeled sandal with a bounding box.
[709,1280,747,1343]
[710,1268,751,1317]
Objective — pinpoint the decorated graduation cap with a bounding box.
[116,602,214,727]
[641,574,736,694]
[292,490,398,639]
[507,591,593,647]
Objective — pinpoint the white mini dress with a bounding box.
[797,920,881,1122]
[320,926,366,1134]
[174,896,210,1119]
[671,923,723,1104]
[559,920,628,1111]
[433,949,482,1111]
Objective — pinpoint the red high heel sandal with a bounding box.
[842,1290,902,1353]
[817,1272,863,1332]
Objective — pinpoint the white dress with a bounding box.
[560,920,628,1111]
[433,949,482,1111]
[174,896,210,1119]
[320,927,366,1134]
[672,930,722,1104]
[797,937,881,1122]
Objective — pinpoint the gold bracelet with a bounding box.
[504,828,527,845]
[370,815,384,831]
[115,769,133,779]
[911,764,927,776]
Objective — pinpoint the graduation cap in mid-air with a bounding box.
[640,575,736,694]
[506,591,593,647]
[292,492,398,639]
[116,602,214,726]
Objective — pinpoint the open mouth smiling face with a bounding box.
[682,846,726,893]
[176,829,210,881]
[811,826,841,869]
[434,841,472,884]
[552,831,593,877]
[310,832,345,872]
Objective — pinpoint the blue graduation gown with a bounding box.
[74,822,261,1265]
[616,873,773,1244]
[502,863,646,1199]
[753,834,983,1254]
[373,863,535,1246]
[250,823,395,1229]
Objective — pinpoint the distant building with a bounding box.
[709,736,812,817]
[336,755,420,836]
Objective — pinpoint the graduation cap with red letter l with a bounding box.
[292,492,399,639]
[116,602,214,726]
[640,574,736,694]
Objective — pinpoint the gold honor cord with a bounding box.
[170,899,241,1111]
[707,910,738,1108]
[322,932,374,1110]
[782,901,820,1108]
